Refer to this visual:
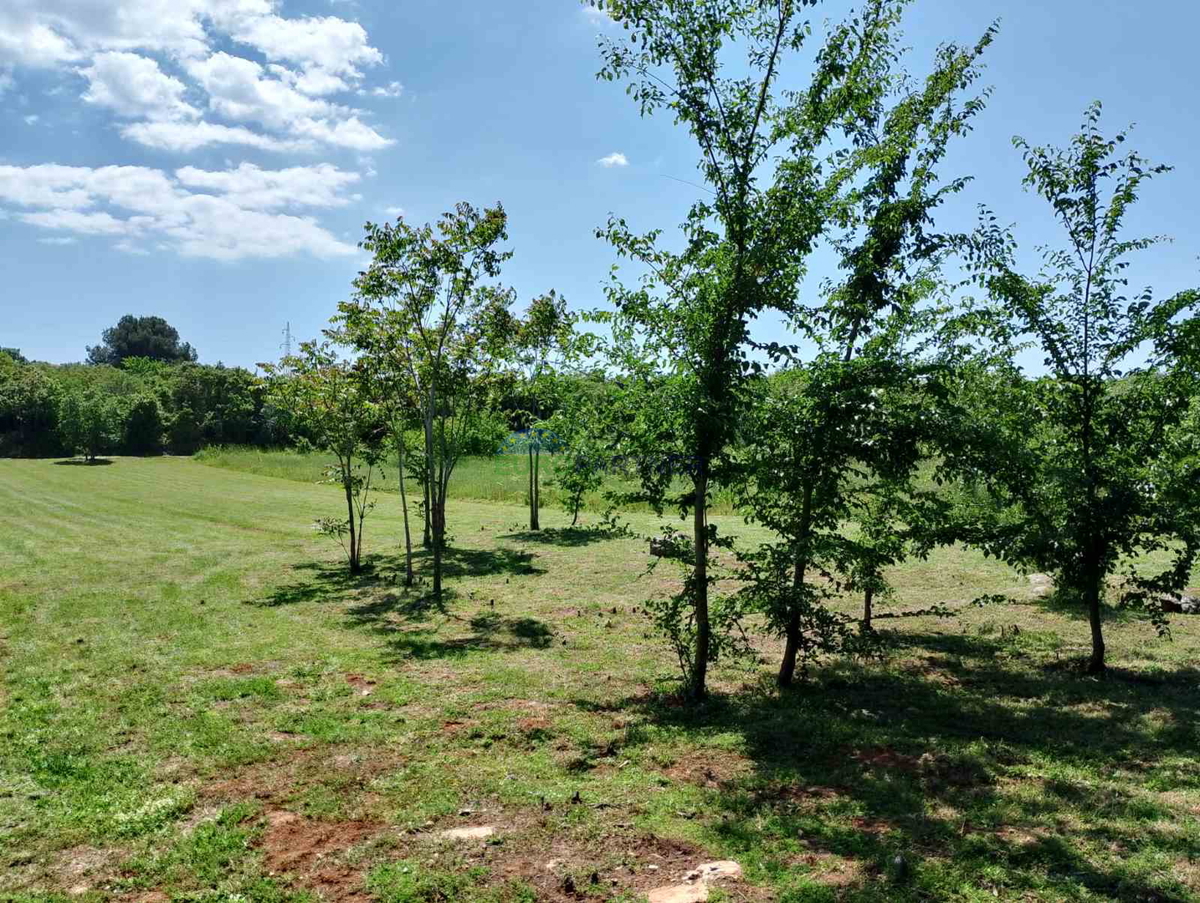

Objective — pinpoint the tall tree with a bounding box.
[590,0,989,698]
[955,104,1200,673]
[87,315,198,366]
[346,203,514,600]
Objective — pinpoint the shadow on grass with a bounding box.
[575,630,1200,901]
[54,457,114,466]
[250,539,544,609]
[500,527,616,548]
[248,559,385,607]
[440,545,546,578]
[346,587,556,662]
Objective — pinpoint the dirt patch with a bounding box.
[516,715,552,735]
[260,809,382,899]
[441,718,480,734]
[850,816,894,834]
[850,747,920,772]
[661,751,749,790]
[344,673,376,696]
[44,845,121,895]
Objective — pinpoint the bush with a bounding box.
[124,395,165,455]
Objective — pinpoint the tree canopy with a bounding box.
[87,315,199,367]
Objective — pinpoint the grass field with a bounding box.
[2,457,1200,903]
[192,446,742,514]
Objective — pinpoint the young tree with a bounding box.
[345,203,514,600]
[58,388,122,462]
[547,374,612,526]
[87,315,198,366]
[514,290,583,531]
[591,0,991,698]
[956,104,1200,673]
[262,341,385,575]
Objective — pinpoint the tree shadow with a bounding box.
[499,527,616,548]
[439,546,546,578]
[54,458,114,466]
[247,559,385,607]
[345,586,556,663]
[574,631,1200,901]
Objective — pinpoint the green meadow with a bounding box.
[2,456,1199,902]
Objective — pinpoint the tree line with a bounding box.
[4,1,1197,701]
[258,0,1199,700]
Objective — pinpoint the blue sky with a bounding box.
[1,0,1197,368]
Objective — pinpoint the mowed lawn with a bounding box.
[2,458,1200,903]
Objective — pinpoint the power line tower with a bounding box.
[280,321,293,359]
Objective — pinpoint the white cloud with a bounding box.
[0,0,396,152]
[0,162,360,260]
[121,120,311,152]
[383,205,404,217]
[597,152,628,168]
[228,13,381,77]
[38,236,78,245]
[80,52,198,120]
[175,161,360,209]
[24,114,40,125]
[368,80,403,98]
[0,68,14,96]
[185,51,391,150]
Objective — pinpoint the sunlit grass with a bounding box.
[1,457,1198,902]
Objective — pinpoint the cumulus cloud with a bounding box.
[175,161,360,209]
[80,52,198,120]
[597,152,628,168]
[184,51,391,150]
[121,120,312,152]
[0,162,360,261]
[0,0,395,152]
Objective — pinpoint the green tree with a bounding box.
[263,342,385,575]
[87,315,198,367]
[956,104,1200,673]
[124,395,165,455]
[58,389,122,463]
[590,0,990,698]
[0,363,61,457]
[514,290,579,531]
[547,374,612,526]
[346,202,514,599]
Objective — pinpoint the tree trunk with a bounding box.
[398,436,414,586]
[431,476,444,600]
[532,442,541,531]
[422,470,432,548]
[689,470,710,701]
[528,439,537,530]
[1085,571,1105,674]
[344,475,359,574]
[778,481,814,687]
[862,586,874,632]
[422,405,434,549]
